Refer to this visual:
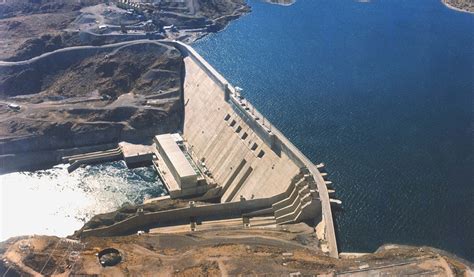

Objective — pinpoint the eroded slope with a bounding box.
[0,41,183,172]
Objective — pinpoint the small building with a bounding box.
[163,24,177,32]
[7,103,21,111]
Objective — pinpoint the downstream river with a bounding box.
[194,0,474,261]
[0,162,164,241]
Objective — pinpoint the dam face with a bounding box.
[181,56,301,202]
[173,41,338,257]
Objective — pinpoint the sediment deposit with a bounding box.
[265,0,296,6]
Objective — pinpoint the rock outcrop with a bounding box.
[0,41,184,173]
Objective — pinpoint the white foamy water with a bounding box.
[0,161,165,241]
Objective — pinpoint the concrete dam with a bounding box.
[77,41,338,258]
[0,40,339,258]
[174,41,339,257]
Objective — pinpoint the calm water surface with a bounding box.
[194,0,474,260]
[0,161,164,241]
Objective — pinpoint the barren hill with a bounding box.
[0,41,183,172]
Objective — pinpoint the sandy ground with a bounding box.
[0,223,471,276]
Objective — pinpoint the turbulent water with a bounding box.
[194,0,474,261]
[0,162,165,241]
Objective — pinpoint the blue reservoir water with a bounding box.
[194,0,474,260]
[0,162,165,240]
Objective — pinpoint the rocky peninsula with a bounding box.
[442,0,474,13]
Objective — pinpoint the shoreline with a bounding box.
[441,0,474,14]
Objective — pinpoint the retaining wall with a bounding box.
[81,197,273,237]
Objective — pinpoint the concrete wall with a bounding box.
[177,47,301,202]
[80,172,321,238]
[81,197,275,237]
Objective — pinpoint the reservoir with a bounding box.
[193,0,474,261]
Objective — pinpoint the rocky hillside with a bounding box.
[0,0,250,61]
[0,41,184,172]
[0,0,101,19]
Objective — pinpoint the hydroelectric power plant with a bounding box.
[39,40,340,258]
[1,0,473,275]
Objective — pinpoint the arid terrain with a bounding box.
[0,0,100,61]
[0,40,184,173]
[1,224,471,276]
[0,0,249,61]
